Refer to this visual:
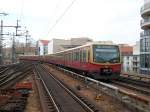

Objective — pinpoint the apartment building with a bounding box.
[37,40,49,55]
[122,42,140,73]
[140,0,150,74]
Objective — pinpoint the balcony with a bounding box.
[141,18,150,29]
[141,3,150,17]
[140,30,150,38]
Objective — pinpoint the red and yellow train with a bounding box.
[19,43,121,80]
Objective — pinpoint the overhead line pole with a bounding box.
[0,20,3,64]
[2,20,21,63]
[12,33,16,63]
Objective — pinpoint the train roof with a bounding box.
[20,42,118,57]
[19,55,39,57]
[46,42,118,56]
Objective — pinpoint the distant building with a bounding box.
[133,41,140,55]
[97,41,114,44]
[48,37,93,54]
[123,55,140,73]
[37,40,49,55]
[70,37,92,46]
[140,0,150,75]
[122,42,140,73]
[48,39,70,54]
[118,44,133,56]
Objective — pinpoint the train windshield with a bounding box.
[93,45,120,63]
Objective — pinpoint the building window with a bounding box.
[43,45,48,55]
[140,54,150,68]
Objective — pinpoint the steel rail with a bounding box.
[36,64,96,112]
[0,67,32,88]
[49,64,150,112]
[34,65,60,112]
[111,80,150,95]
[120,73,150,82]
[0,63,32,88]
[118,76,150,88]
[41,65,95,112]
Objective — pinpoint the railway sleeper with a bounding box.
[42,64,101,112]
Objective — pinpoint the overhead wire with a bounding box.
[47,0,77,36]
[45,0,62,37]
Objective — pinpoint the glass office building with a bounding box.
[140,0,150,74]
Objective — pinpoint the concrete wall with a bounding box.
[48,39,70,54]
[47,38,93,54]
[133,41,140,55]
[53,39,70,53]
[70,38,92,45]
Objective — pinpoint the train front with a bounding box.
[90,44,121,79]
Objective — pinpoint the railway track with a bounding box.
[0,62,33,112]
[34,64,98,112]
[0,63,21,75]
[44,63,150,112]
[0,62,33,89]
[111,77,150,95]
[118,76,150,88]
[50,64,150,96]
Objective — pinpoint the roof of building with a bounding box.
[39,40,49,45]
[120,47,133,52]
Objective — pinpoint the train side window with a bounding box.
[66,54,67,61]
[72,52,73,62]
[86,49,89,62]
[88,49,90,62]
[75,52,77,61]
[64,54,66,61]
[72,52,73,61]
[77,51,79,61]
[74,52,76,61]
[68,53,70,61]
[67,54,69,61]
[70,53,71,61]
[66,54,68,61]
[70,52,72,61]
[70,53,72,61]
[83,50,86,62]
[80,50,82,62]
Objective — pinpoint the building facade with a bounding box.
[118,44,133,56]
[37,40,49,55]
[123,55,140,73]
[48,38,93,54]
[122,42,140,74]
[48,39,70,54]
[140,0,150,74]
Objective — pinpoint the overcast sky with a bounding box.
[0,0,143,45]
